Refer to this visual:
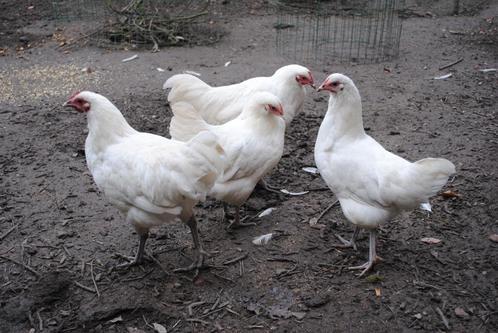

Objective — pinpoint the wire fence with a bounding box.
[272,0,405,64]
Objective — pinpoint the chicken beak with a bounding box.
[308,72,316,89]
[317,79,329,92]
[278,104,284,116]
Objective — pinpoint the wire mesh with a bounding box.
[273,0,405,64]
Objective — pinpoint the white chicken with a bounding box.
[163,64,314,127]
[64,91,225,270]
[314,74,456,277]
[169,92,286,227]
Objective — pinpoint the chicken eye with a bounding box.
[331,81,339,87]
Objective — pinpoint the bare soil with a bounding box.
[1,1,497,332]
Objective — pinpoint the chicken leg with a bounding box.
[116,232,149,268]
[175,216,209,272]
[222,202,234,222]
[348,229,379,277]
[334,226,360,250]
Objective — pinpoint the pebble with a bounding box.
[455,307,470,319]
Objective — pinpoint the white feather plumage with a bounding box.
[169,92,286,227]
[314,74,455,276]
[71,91,224,265]
[163,64,313,126]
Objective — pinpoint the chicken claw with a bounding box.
[227,207,256,229]
[175,216,210,272]
[257,178,282,194]
[333,226,360,250]
[348,230,380,277]
[115,233,149,269]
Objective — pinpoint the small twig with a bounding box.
[225,307,241,317]
[147,253,170,275]
[222,253,247,265]
[170,319,182,332]
[36,307,45,332]
[439,58,463,71]
[187,301,206,316]
[73,281,97,293]
[142,314,154,329]
[197,306,225,319]
[436,307,450,330]
[121,269,154,282]
[313,199,339,223]
[210,289,224,311]
[211,272,234,283]
[186,318,210,325]
[90,260,100,298]
[0,255,40,277]
[0,224,17,241]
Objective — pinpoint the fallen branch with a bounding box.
[436,307,450,330]
[0,224,17,241]
[223,253,247,265]
[73,281,97,293]
[439,58,463,71]
[90,260,100,298]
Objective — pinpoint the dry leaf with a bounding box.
[375,287,381,297]
[153,323,167,333]
[421,237,442,244]
[291,311,306,320]
[440,190,460,198]
[489,234,498,243]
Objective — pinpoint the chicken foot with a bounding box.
[334,226,360,250]
[348,229,381,277]
[222,203,234,222]
[257,178,282,194]
[227,206,256,229]
[175,216,209,272]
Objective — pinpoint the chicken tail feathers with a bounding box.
[413,157,456,198]
[163,74,210,104]
[170,102,211,142]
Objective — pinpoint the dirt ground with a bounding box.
[1,0,497,332]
